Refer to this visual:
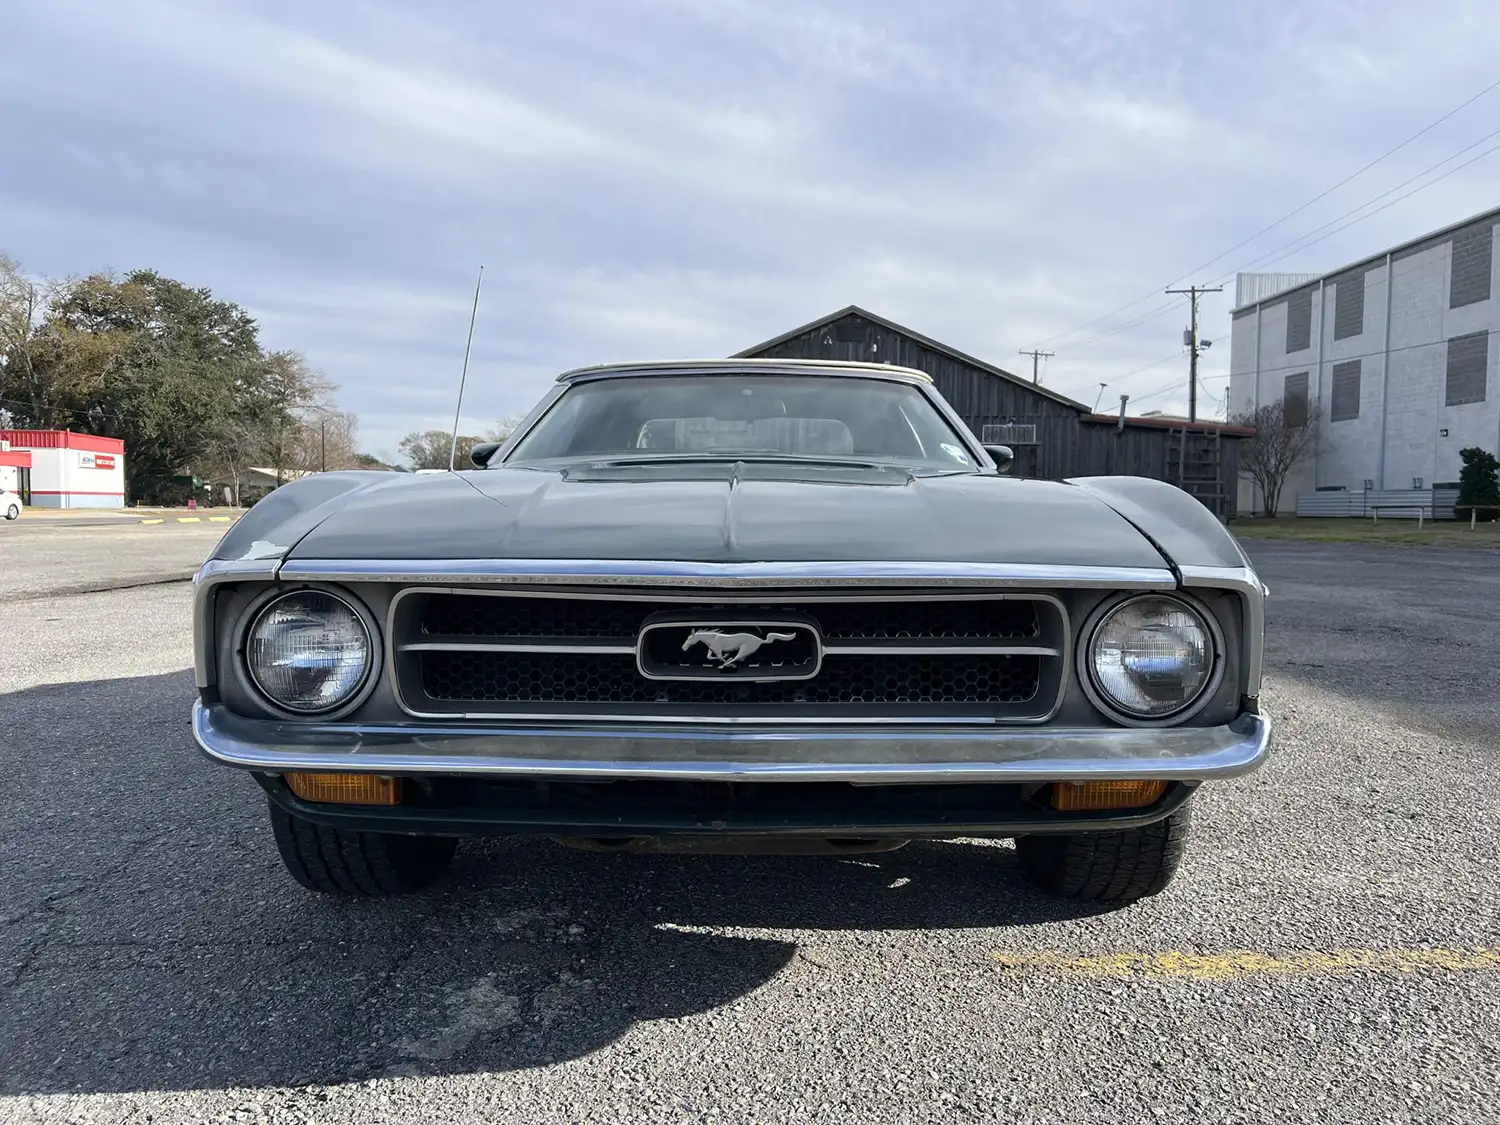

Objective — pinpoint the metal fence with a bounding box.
[1295,487,1460,519]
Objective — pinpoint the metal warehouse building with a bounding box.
[1229,205,1499,515]
[0,430,127,508]
[737,305,1247,519]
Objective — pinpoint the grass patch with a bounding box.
[1231,516,1500,547]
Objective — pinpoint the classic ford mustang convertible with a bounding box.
[191,359,1270,903]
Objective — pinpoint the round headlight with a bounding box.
[1085,595,1216,721]
[245,590,373,715]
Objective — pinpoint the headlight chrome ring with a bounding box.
[1079,593,1223,727]
[240,587,379,718]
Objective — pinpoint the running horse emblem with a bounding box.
[682,629,798,669]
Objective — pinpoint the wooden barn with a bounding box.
[736,305,1248,520]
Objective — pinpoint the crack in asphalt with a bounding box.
[3,574,196,604]
[1,827,180,991]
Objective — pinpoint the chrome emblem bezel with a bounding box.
[636,615,824,682]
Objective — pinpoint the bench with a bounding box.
[1368,503,1430,529]
[1458,503,1500,530]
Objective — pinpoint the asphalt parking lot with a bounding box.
[1,526,1497,1124]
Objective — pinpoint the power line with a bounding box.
[1167,77,1500,286]
[1059,135,1500,355]
[1131,325,1500,411]
[1050,298,1182,353]
[1220,135,1500,278]
[1113,349,1186,382]
[0,395,128,426]
[1036,75,1500,350]
[1131,372,1232,410]
[1244,326,1500,380]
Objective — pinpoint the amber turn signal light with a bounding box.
[286,772,402,806]
[1050,780,1166,812]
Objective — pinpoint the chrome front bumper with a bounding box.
[193,703,1271,784]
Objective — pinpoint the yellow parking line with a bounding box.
[176,517,202,523]
[208,516,232,522]
[140,518,164,525]
[990,948,1500,980]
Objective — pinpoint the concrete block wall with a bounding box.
[1316,264,1390,492]
[1228,219,1499,513]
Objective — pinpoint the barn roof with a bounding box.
[1081,414,1256,438]
[555,358,933,384]
[735,305,1091,414]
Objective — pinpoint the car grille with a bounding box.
[420,651,1041,705]
[392,589,1066,723]
[420,594,1043,641]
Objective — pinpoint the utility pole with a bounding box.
[1166,285,1222,422]
[319,417,327,472]
[1018,348,1054,385]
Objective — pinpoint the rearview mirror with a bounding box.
[470,441,503,468]
[983,444,1014,473]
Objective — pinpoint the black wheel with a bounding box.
[4,504,17,520]
[268,801,458,896]
[1016,805,1192,903]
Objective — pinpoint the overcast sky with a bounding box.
[4,0,1498,461]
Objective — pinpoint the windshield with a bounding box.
[505,375,979,470]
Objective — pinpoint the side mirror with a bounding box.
[983,444,1014,473]
[469,441,503,468]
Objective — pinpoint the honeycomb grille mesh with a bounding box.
[420,593,1039,640]
[420,651,1040,706]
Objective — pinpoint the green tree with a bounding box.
[1456,446,1500,523]
[2,265,342,503]
[13,270,260,501]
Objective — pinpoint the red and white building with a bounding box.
[0,430,128,509]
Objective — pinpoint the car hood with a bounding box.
[284,462,1170,568]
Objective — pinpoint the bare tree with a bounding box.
[256,351,336,484]
[0,255,54,415]
[290,410,361,473]
[1233,399,1319,517]
[205,417,264,507]
[400,428,486,470]
[488,416,524,443]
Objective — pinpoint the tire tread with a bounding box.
[1017,805,1192,903]
[268,801,456,896]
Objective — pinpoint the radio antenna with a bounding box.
[447,265,485,471]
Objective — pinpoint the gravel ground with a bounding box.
[0,540,1497,1124]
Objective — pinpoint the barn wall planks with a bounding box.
[741,309,1245,517]
[748,318,1081,422]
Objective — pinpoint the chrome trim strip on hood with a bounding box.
[277,558,1179,589]
[194,702,1271,784]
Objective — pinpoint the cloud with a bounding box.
[2,0,1499,450]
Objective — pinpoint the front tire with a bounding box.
[268,802,458,896]
[4,504,17,520]
[1016,805,1192,903]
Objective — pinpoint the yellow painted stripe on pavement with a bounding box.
[176,516,202,523]
[140,518,164,525]
[208,516,232,522]
[990,948,1500,980]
